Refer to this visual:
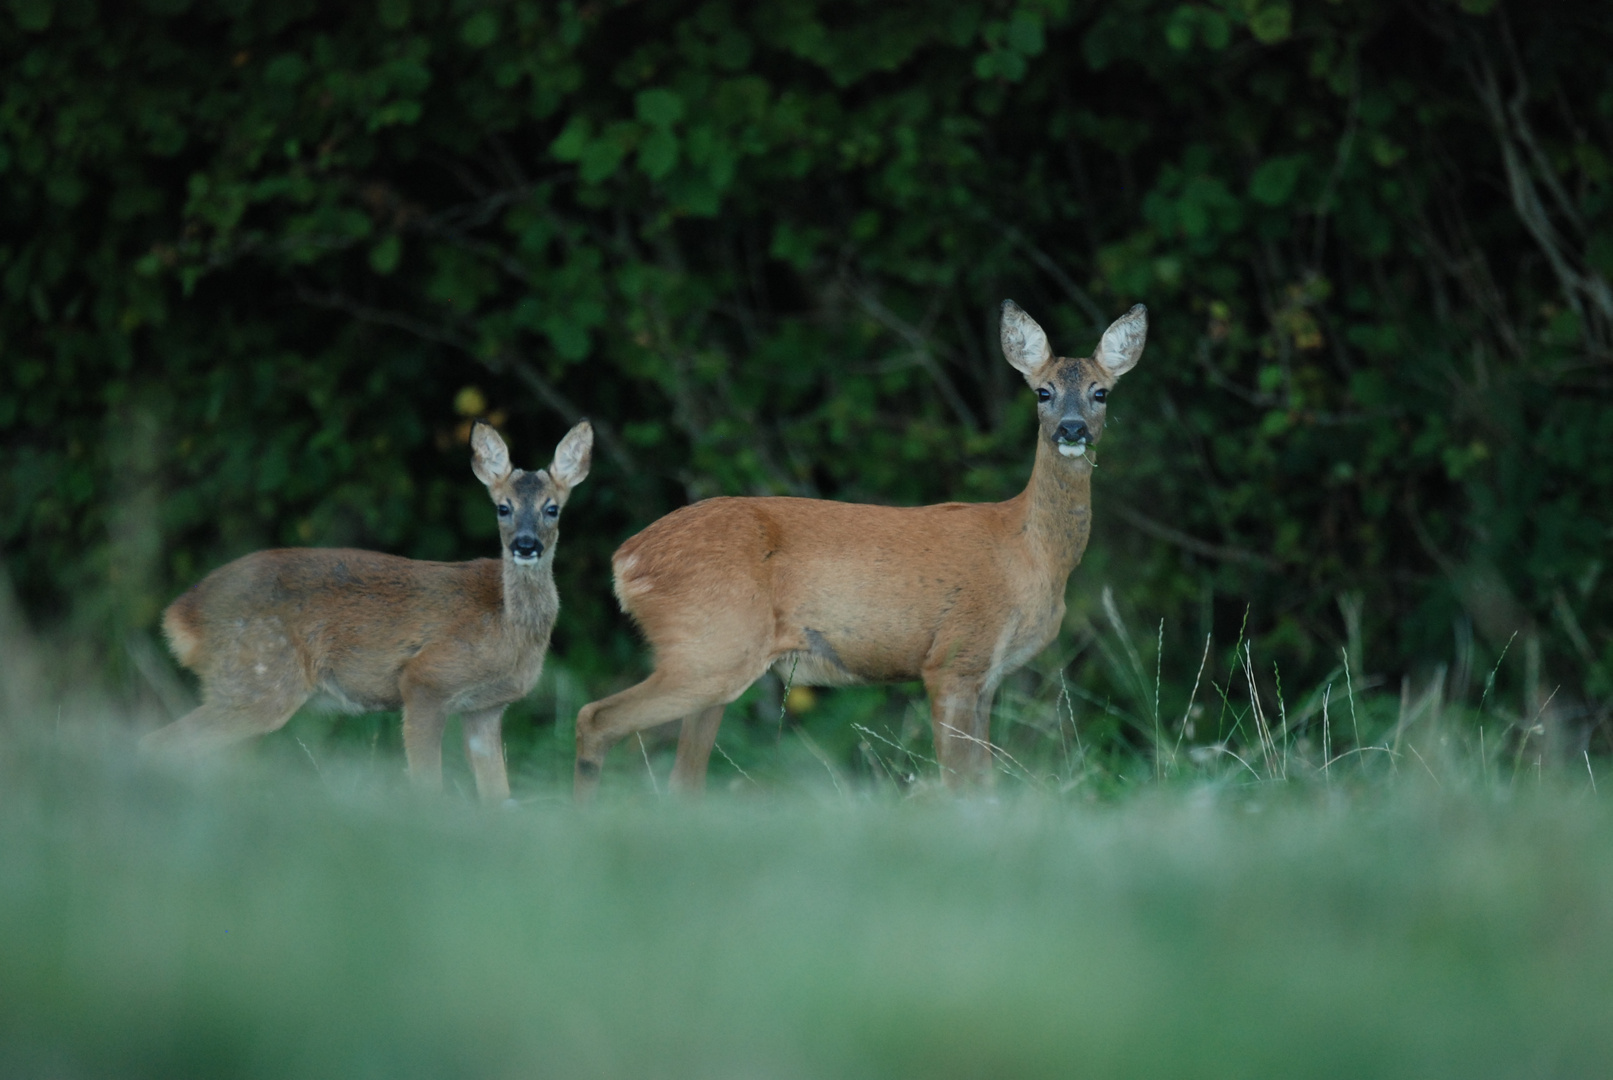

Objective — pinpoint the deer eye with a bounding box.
[1035,387,1052,403]
[497,503,512,518]
[1093,388,1108,403]
[543,503,559,518]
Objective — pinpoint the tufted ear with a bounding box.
[1095,304,1148,378]
[470,422,511,488]
[1000,299,1053,384]
[550,419,593,492]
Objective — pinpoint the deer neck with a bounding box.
[501,557,557,642]
[1013,439,1094,583]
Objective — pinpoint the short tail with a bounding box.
[161,591,204,670]
[611,549,650,616]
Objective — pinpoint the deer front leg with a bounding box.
[400,691,450,792]
[968,689,1000,789]
[923,673,990,790]
[460,705,511,804]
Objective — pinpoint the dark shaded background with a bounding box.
[3,0,1609,747]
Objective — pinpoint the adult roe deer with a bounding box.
[573,300,1146,799]
[143,420,593,802]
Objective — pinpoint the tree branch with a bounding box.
[293,286,639,475]
[1107,499,1283,571]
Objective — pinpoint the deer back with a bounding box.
[164,548,532,711]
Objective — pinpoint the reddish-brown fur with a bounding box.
[143,421,592,801]
[574,301,1147,798]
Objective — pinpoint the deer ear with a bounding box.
[550,420,593,491]
[1000,300,1053,384]
[470,422,512,488]
[1095,304,1147,378]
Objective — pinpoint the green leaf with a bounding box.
[367,100,422,131]
[45,172,86,207]
[461,11,498,49]
[634,88,685,129]
[264,53,307,87]
[1349,371,1389,407]
[975,49,1027,82]
[550,116,592,162]
[1005,11,1044,56]
[579,137,627,184]
[1248,3,1291,45]
[638,127,679,180]
[1200,11,1231,49]
[1165,7,1196,52]
[377,0,409,29]
[368,234,401,275]
[9,0,52,31]
[1249,155,1304,206]
[1369,134,1406,168]
[1546,306,1582,346]
[544,317,590,360]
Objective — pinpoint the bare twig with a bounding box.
[997,223,1109,332]
[293,286,638,474]
[939,722,1040,785]
[1310,44,1361,266]
[636,733,660,796]
[793,728,848,795]
[1171,633,1213,766]
[1108,500,1282,570]
[713,742,754,785]
[842,277,980,432]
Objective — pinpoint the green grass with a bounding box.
[3,701,1612,1080]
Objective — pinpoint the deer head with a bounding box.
[471,419,594,566]
[1000,300,1147,461]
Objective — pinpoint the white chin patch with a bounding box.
[512,555,540,566]
[1057,442,1088,459]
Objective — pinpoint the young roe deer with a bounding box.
[573,301,1146,799]
[142,420,593,802]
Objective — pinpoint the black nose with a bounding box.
[1055,420,1089,443]
[511,536,543,559]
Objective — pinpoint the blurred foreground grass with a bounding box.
[2,707,1611,1080]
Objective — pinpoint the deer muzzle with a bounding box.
[1054,419,1089,457]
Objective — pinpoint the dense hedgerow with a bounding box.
[2,0,1609,741]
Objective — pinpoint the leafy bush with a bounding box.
[3,0,1609,740]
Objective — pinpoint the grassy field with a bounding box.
[3,686,1611,1080]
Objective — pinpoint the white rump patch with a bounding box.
[613,554,653,609]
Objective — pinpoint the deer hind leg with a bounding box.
[140,698,306,760]
[460,705,511,804]
[668,705,726,797]
[575,662,760,802]
[140,684,307,760]
[141,634,310,760]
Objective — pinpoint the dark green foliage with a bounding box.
[3,0,1610,736]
